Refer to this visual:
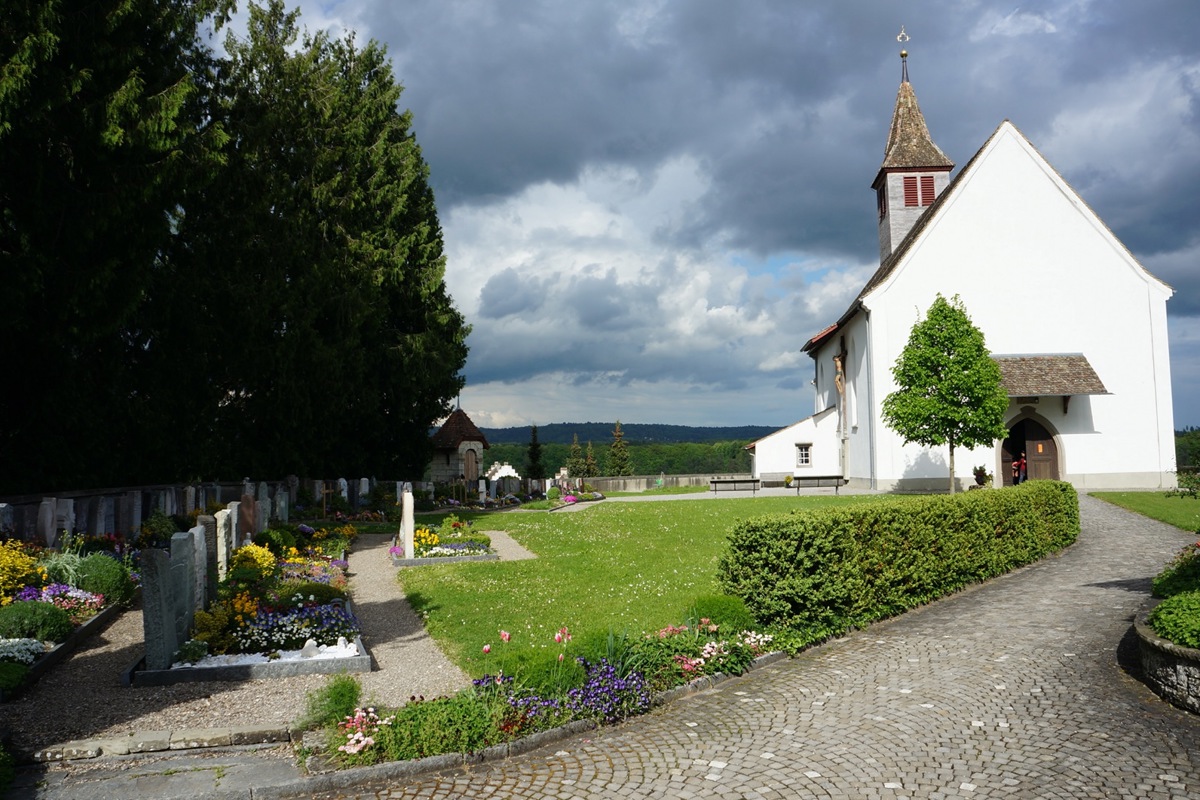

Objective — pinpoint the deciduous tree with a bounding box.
[881,294,1009,493]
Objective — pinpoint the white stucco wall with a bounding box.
[862,122,1174,489]
[750,407,841,480]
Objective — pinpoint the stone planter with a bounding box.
[0,601,125,701]
[392,552,498,567]
[1135,610,1200,714]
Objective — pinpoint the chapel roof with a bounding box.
[431,408,490,450]
[876,60,954,177]
[993,354,1109,397]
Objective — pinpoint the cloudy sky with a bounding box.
[284,0,1199,430]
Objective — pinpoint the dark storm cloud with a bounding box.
[295,0,1200,425]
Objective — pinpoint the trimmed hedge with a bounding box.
[717,481,1079,643]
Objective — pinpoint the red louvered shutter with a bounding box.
[920,175,935,205]
[903,176,918,206]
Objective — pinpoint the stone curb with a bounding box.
[25,650,789,770]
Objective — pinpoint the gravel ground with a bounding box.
[0,529,534,754]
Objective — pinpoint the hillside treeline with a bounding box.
[480,423,775,445]
[483,441,751,477]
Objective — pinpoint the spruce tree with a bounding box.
[584,442,599,478]
[606,420,635,476]
[526,425,546,480]
[567,435,586,478]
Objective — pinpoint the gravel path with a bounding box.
[0,528,535,753]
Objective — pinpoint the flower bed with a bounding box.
[0,536,138,699]
[305,616,775,769]
[391,516,497,566]
[1137,538,1200,713]
[126,523,370,685]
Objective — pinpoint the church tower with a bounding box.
[872,44,954,263]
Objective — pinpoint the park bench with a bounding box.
[791,475,847,495]
[709,478,760,494]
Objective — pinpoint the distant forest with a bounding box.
[479,423,778,477]
[1178,427,1200,469]
[480,423,777,445]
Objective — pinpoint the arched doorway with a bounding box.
[1001,418,1059,485]
[463,448,479,482]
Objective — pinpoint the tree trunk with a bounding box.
[948,442,956,494]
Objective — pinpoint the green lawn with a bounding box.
[397,495,880,682]
[1092,491,1200,533]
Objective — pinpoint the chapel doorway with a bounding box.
[1001,418,1059,485]
[464,449,479,482]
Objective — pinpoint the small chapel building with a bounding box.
[749,49,1176,491]
[429,408,489,484]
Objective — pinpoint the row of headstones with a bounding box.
[140,498,268,671]
[0,477,436,545]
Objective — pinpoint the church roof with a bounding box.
[877,75,954,175]
[431,408,490,450]
[993,354,1109,397]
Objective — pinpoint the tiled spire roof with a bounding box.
[431,408,490,450]
[879,65,954,171]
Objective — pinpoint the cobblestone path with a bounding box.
[333,495,1200,799]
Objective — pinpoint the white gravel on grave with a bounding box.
[171,638,360,669]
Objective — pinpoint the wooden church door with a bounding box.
[1002,419,1059,484]
[1024,420,1058,480]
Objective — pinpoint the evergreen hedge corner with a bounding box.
[716,481,1079,643]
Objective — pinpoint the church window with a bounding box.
[796,444,812,467]
[920,175,935,205]
[903,175,937,207]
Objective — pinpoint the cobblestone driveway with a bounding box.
[335,495,1200,799]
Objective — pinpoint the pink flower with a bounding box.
[482,644,491,654]
[554,631,563,644]
[500,630,510,643]
[558,652,564,662]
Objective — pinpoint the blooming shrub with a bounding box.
[278,556,348,588]
[231,544,276,580]
[337,707,393,759]
[0,541,43,601]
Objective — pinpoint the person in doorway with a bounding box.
[1012,452,1027,485]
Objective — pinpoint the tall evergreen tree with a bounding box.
[566,435,585,478]
[606,420,634,476]
[143,0,467,479]
[583,442,599,479]
[525,425,546,480]
[881,294,1009,493]
[0,0,231,489]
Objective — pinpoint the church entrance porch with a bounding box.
[1002,418,1060,486]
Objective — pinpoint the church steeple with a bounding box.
[872,37,954,263]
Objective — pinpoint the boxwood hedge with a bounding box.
[717,481,1079,643]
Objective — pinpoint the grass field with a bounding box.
[1091,491,1200,533]
[397,495,881,682]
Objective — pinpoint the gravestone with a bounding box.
[189,524,207,612]
[87,498,105,536]
[287,475,299,505]
[337,478,348,502]
[141,530,204,671]
[184,485,196,515]
[200,515,218,600]
[273,488,288,524]
[54,499,75,543]
[402,483,415,559]
[256,499,270,533]
[243,477,254,498]
[37,499,56,546]
[257,482,269,507]
[238,496,255,546]
[358,478,370,506]
[215,509,233,580]
[0,505,10,534]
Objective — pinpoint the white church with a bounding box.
[748,50,1176,492]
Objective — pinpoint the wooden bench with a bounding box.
[791,475,847,495]
[710,478,760,494]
